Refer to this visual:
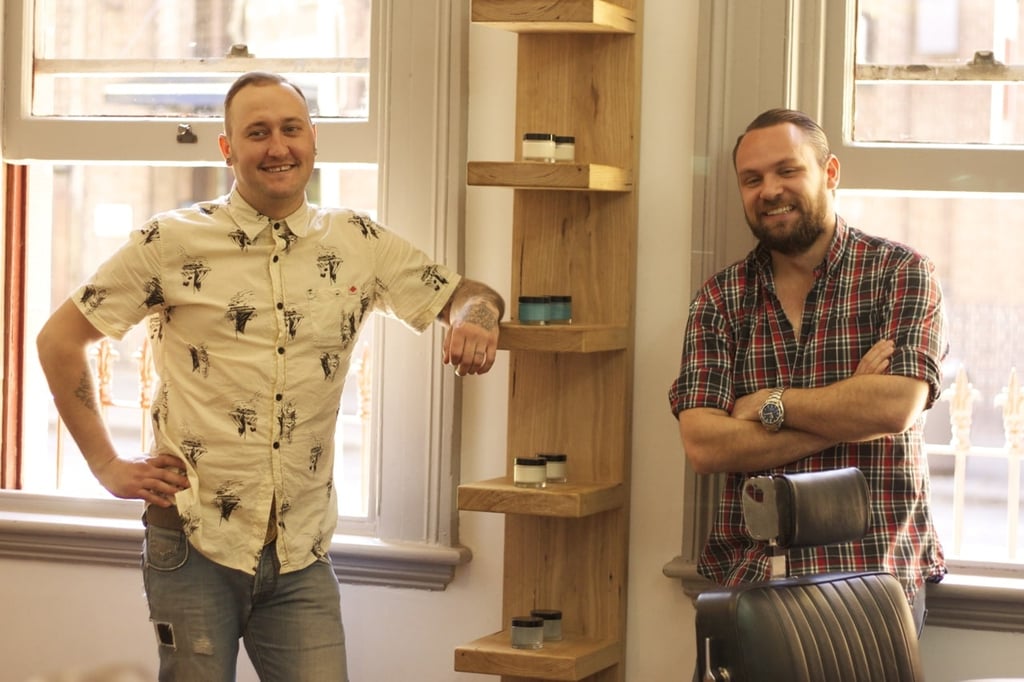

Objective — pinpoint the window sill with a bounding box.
[662,554,1024,633]
[0,491,470,591]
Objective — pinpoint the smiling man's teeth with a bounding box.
[265,165,293,173]
[765,205,792,216]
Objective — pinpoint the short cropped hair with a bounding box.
[732,108,831,169]
[223,71,310,135]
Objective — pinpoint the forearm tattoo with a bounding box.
[463,302,497,330]
[74,371,100,414]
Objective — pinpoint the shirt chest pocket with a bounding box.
[305,287,364,350]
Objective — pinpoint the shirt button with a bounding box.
[276,393,283,401]
[276,302,284,310]
[277,347,285,354]
[273,441,280,449]
[274,222,281,230]
[273,255,279,263]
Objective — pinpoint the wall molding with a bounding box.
[0,491,468,591]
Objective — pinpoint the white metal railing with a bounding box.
[930,367,1024,562]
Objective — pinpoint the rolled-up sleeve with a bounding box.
[669,288,737,418]
[883,255,948,407]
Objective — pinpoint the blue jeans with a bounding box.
[142,525,348,682]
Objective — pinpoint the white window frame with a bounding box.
[662,0,1024,631]
[0,0,472,590]
[2,0,377,164]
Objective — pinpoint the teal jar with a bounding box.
[549,295,572,324]
[518,296,551,325]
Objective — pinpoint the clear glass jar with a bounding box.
[522,132,556,162]
[553,135,575,162]
[539,453,568,483]
[510,616,545,649]
[530,609,563,641]
[513,457,548,488]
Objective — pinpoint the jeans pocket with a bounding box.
[144,525,189,571]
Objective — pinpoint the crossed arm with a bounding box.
[678,340,931,474]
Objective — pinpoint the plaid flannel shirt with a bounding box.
[668,217,947,600]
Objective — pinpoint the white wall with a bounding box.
[2,1,1023,680]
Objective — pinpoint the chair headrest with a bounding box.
[742,467,870,549]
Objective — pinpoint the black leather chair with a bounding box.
[694,467,925,682]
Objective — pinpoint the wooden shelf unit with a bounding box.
[455,632,621,681]
[458,1,642,680]
[457,478,625,517]
[471,0,637,34]
[468,162,632,192]
[497,323,629,353]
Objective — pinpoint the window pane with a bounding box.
[23,163,378,519]
[854,0,1024,144]
[853,83,1024,144]
[33,74,368,119]
[33,0,371,118]
[836,190,1024,561]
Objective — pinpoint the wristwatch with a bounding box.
[758,387,786,432]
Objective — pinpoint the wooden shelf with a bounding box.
[498,323,628,353]
[458,478,624,517]
[471,0,636,34]
[468,162,632,192]
[455,631,621,680]
[458,3,640,678]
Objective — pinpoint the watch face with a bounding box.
[761,403,783,424]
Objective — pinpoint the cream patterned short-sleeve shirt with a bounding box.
[74,188,460,575]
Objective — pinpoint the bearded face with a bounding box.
[745,181,831,256]
[734,123,839,257]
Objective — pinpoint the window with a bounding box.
[665,0,1024,631]
[6,0,376,163]
[837,0,1024,570]
[22,163,378,521]
[1,0,472,589]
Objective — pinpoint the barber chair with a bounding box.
[695,467,924,682]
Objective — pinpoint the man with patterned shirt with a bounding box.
[668,108,946,636]
[37,72,504,681]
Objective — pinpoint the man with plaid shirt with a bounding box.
[668,108,946,635]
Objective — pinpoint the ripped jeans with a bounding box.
[142,525,348,682]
